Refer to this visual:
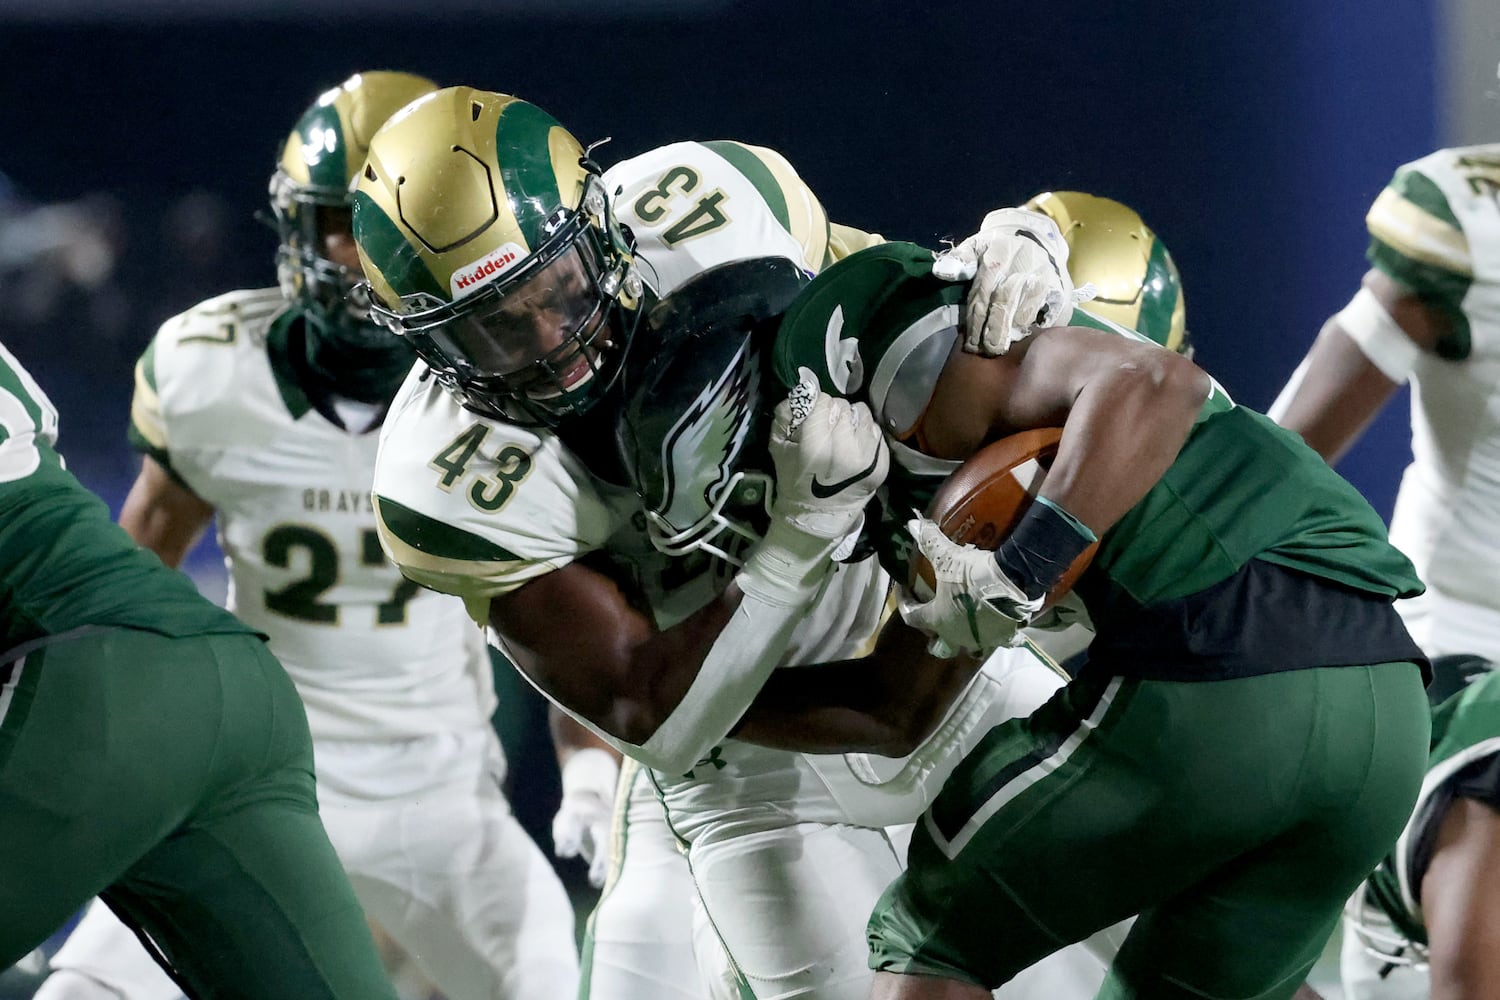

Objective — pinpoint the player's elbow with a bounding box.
[1134,349,1208,410]
[604,690,710,773]
[607,697,668,750]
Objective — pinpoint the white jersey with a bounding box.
[373,140,889,743]
[1367,145,1500,659]
[130,288,492,740]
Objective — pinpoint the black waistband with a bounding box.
[1084,558,1430,684]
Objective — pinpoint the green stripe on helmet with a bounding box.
[1134,238,1180,348]
[293,102,350,194]
[703,140,791,233]
[376,496,522,562]
[352,191,448,302]
[493,100,570,248]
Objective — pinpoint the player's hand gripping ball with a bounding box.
[905,428,1097,653]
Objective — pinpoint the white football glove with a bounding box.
[899,516,1044,656]
[934,207,1093,357]
[768,367,890,540]
[551,748,619,889]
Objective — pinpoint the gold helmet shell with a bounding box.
[353,86,639,426]
[1025,191,1190,355]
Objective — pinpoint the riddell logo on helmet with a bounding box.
[450,243,525,300]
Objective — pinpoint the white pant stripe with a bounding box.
[924,677,1123,859]
[0,656,27,731]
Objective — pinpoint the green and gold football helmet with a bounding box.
[270,70,438,401]
[353,86,641,427]
[1025,190,1191,356]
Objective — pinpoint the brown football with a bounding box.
[910,427,1097,611]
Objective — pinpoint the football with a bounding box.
[909,427,1097,611]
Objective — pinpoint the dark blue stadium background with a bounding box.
[0,0,1441,942]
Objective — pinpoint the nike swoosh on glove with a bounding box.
[767,366,890,540]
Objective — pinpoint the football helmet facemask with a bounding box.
[271,70,438,401]
[353,87,642,427]
[1026,190,1191,356]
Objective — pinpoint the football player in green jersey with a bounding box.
[1342,655,1500,1000]
[733,240,1433,1000]
[0,338,398,997]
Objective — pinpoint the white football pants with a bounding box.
[582,645,1120,1000]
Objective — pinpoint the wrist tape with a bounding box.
[994,496,1096,601]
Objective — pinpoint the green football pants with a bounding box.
[0,627,398,1000]
[868,662,1430,1000]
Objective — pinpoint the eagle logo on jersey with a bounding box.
[649,336,761,549]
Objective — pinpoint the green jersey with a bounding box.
[0,342,253,650]
[773,243,1424,667]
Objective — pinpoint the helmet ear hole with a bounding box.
[471,101,483,122]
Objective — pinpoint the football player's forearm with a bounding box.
[736,625,980,757]
[1269,320,1402,465]
[1039,350,1205,536]
[117,456,215,569]
[490,565,741,747]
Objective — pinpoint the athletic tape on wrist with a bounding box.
[994,498,1094,601]
[1338,286,1421,384]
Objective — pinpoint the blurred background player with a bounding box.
[1342,654,1500,1000]
[1270,144,1500,664]
[0,337,400,998]
[37,72,579,1000]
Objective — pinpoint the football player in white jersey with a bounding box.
[37,72,579,1000]
[1270,146,1500,1000]
[352,86,1086,1000]
[1270,145,1500,663]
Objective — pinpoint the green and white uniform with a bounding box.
[773,243,1434,1000]
[1342,664,1500,1000]
[0,340,397,999]
[1358,146,1500,663]
[50,291,580,1000]
[374,142,1075,1000]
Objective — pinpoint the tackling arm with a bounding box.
[732,621,983,757]
[488,381,889,774]
[117,455,215,569]
[1269,269,1448,464]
